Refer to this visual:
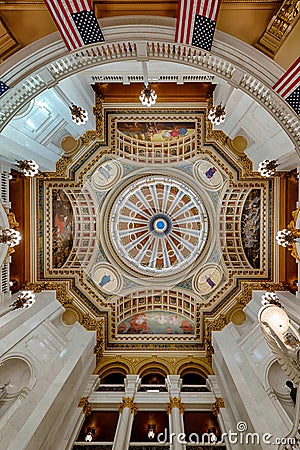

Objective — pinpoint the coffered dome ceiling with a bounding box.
[36,104,277,355]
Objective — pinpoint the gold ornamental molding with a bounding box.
[204,315,228,361]
[119,397,138,415]
[235,281,285,307]
[24,281,74,307]
[212,397,225,416]
[255,0,300,57]
[78,397,92,417]
[166,397,185,415]
[38,156,73,180]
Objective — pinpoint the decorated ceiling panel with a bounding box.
[36,105,277,356]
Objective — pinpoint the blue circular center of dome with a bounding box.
[149,214,171,235]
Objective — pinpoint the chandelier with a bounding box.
[258,159,279,178]
[70,103,88,125]
[139,84,157,107]
[207,104,226,125]
[0,228,21,247]
[85,428,95,442]
[276,228,298,247]
[261,291,282,307]
[10,291,36,310]
[16,159,39,177]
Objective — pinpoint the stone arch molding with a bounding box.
[0,17,299,150]
[0,355,36,402]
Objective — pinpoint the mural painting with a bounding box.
[118,311,194,334]
[52,189,73,268]
[117,121,195,142]
[241,189,261,268]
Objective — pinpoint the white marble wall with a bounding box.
[0,291,96,450]
[212,290,298,450]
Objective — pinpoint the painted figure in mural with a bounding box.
[205,167,216,179]
[99,274,112,287]
[206,276,216,288]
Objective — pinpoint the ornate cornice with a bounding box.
[166,397,184,414]
[38,156,73,180]
[212,397,225,416]
[119,396,138,415]
[78,396,92,417]
[24,281,73,306]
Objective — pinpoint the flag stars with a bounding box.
[192,15,216,51]
[286,86,300,115]
[72,11,104,45]
[0,81,9,96]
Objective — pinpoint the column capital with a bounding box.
[212,397,225,416]
[119,396,138,415]
[78,396,92,417]
[166,397,184,414]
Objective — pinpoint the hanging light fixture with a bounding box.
[261,291,281,306]
[70,103,88,125]
[16,159,39,177]
[258,159,279,178]
[85,428,95,442]
[276,228,297,247]
[0,228,21,247]
[147,424,156,439]
[207,104,226,125]
[139,84,157,107]
[10,291,36,310]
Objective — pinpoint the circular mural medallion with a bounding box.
[193,263,222,296]
[193,160,223,190]
[91,160,123,191]
[92,263,123,294]
[108,176,209,277]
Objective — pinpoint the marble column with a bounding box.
[166,397,186,450]
[112,375,140,450]
[166,375,185,450]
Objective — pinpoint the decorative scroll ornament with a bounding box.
[166,397,184,414]
[119,397,138,415]
[258,293,300,385]
[78,397,92,417]
[212,397,225,416]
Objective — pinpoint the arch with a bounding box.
[0,18,298,151]
[176,360,213,379]
[95,361,130,379]
[137,361,170,379]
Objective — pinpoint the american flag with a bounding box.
[175,0,221,51]
[44,0,105,51]
[0,81,9,96]
[273,57,300,115]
